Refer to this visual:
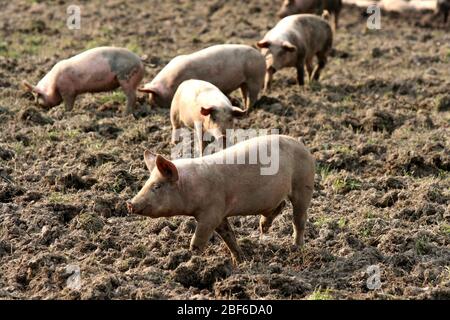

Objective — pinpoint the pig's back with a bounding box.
[204,134,310,176]
[273,14,330,36]
[174,45,262,93]
[61,47,142,92]
[68,47,141,68]
[175,79,231,112]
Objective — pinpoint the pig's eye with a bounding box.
[151,183,162,192]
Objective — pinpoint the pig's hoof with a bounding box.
[189,244,204,256]
[290,242,304,251]
[232,253,246,265]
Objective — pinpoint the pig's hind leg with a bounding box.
[246,82,261,110]
[119,81,137,115]
[313,51,328,82]
[216,218,245,263]
[240,83,249,109]
[290,188,313,247]
[305,56,314,83]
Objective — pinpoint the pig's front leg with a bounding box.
[124,90,136,115]
[215,218,245,264]
[263,69,274,93]
[296,58,305,86]
[190,216,222,254]
[194,125,204,157]
[61,91,76,111]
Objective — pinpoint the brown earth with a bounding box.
[0,0,449,300]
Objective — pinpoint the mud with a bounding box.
[0,1,449,299]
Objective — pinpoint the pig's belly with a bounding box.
[77,70,120,93]
[225,175,290,217]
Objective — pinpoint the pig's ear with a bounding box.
[200,106,215,116]
[282,41,296,52]
[22,80,35,92]
[155,155,179,182]
[143,150,157,172]
[256,40,271,49]
[138,87,159,96]
[231,106,246,118]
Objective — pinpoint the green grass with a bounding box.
[46,130,60,141]
[317,164,333,182]
[332,176,361,193]
[307,288,333,300]
[65,129,82,139]
[11,141,25,157]
[48,192,73,204]
[440,224,450,235]
[313,216,332,228]
[98,91,127,105]
[77,213,104,234]
[126,39,144,56]
[335,145,353,155]
[415,236,429,255]
[338,217,347,229]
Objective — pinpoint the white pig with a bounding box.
[127,135,315,263]
[170,79,246,155]
[257,13,333,92]
[139,44,266,111]
[22,47,144,114]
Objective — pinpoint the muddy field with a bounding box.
[0,0,449,300]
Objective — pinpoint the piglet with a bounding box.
[257,13,333,92]
[170,79,246,155]
[138,44,266,111]
[278,0,342,29]
[127,135,315,263]
[22,47,144,114]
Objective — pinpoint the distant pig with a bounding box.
[22,47,144,114]
[257,13,333,92]
[127,135,315,263]
[170,79,246,155]
[278,0,343,29]
[138,44,266,110]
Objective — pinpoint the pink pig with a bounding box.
[257,13,333,92]
[22,47,144,114]
[127,135,315,263]
[138,44,266,110]
[170,79,246,155]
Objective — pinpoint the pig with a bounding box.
[170,79,246,155]
[127,135,315,263]
[257,13,333,92]
[138,44,266,111]
[437,0,449,23]
[278,0,343,29]
[22,47,144,114]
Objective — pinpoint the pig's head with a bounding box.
[257,40,298,73]
[127,151,184,218]
[200,105,246,140]
[138,85,166,108]
[277,0,298,18]
[22,80,61,109]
